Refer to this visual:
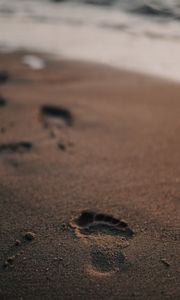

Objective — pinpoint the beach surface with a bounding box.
[0,51,179,300]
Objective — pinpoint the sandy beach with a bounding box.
[0,51,179,299]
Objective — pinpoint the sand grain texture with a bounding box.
[0,52,179,300]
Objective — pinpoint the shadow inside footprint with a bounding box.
[0,96,7,107]
[73,210,134,238]
[0,142,33,154]
[41,105,73,127]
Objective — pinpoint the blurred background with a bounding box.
[0,0,180,81]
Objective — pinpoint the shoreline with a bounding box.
[0,0,180,84]
[0,47,179,86]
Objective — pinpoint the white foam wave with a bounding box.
[0,0,180,82]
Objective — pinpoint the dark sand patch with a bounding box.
[0,95,7,107]
[57,142,66,151]
[0,70,9,84]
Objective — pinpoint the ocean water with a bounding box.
[52,0,180,19]
[0,0,180,81]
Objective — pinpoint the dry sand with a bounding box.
[0,51,179,300]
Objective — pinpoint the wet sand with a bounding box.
[0,51,179,300]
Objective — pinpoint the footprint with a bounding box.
[0,142,33,154]
[88,246,126,276]
[40,105,73,150]
[72,210,134,238]
[41,105,73,128]
[71,210,134,276]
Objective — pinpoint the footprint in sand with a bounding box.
[71,210,134,276]
[0,141,33,154]
[40,105,74,151]
[89,246,126,276]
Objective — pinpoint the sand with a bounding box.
[0,51,179,300]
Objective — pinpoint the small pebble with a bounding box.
[24,231,36,241]
[5,255,16,266]
[160,258,170,267]
[61,223,66,229]
[15,239,21,246]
